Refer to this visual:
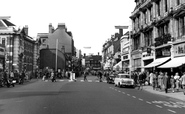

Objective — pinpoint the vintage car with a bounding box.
[106,74,116,84]
[114,73,135,88]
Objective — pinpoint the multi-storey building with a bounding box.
[37,23,75,71]
[130,0,185,73]
[0,16,37,76]
[85,54,102,71]
[120,31,131,72]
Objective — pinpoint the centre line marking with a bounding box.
[156,105,162,108]
[146,101,152,104]
[132,96,136,98]
[167,109,176,113]
[139,98,143,101]
[127,94,130,96]
[118,91,121,92]
[122,92,125,94]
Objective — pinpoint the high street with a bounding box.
[0,76,184,114]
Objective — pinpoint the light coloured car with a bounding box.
[114,73,135,88]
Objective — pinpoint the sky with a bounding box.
[0,0,136,55]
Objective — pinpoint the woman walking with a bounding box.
[158,72,163,91]
[174,72,180,92]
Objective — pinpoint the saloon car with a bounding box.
[114,73,135,88]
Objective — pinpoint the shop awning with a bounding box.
[144,57,170,68]
[158,56,185,68]
[113,61,122,70]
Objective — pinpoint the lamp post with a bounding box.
[55,39,58,72]
[61,46,65,70]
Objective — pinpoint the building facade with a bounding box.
[130,0,185,73]
[85,54,102,71]
[0,16,37,76]
[37,23,75,71]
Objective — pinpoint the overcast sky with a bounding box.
[0,0,135,55]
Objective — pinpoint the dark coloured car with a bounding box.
[106,74,116,84]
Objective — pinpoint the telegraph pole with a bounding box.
[55,39,58,72]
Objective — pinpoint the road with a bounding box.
[0,76,184,114]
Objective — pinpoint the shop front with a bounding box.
[131,52,142,72]
[144,45,171,71]
[159,42,185,75]
[122,54,129,72]
[142,51,154,71]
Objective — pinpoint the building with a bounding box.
[37,23,75,71]
[0,16,37,76]
[120,31,131,72]
[130,0,185,74]
[85,53,102,71]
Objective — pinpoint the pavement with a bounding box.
[143,85,185,101]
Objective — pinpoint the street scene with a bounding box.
[1,0,185,114]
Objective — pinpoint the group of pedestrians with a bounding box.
[0,70,26,87]
[148,71,185,94]
[131,70,185,94]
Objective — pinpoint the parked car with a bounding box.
[106,74,116,84]
[114,73,135,88]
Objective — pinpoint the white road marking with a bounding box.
[156,105,162,108]
[132,96,136,98]
[16,100,23,102]
[122,92,125,94]
[88,80,92,82]
[43,107,47,109]
[59,80,64,81]
[167,109,176,113]
[127,94,130,96]
[146,101,152,104]
[118,91,121,92]
[139,98,143,101]
[80,80,84,82]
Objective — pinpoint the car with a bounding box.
[114,73,135,88]
[106,74,116,84]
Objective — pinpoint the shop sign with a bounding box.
[122,55,129,61]
[132,53,141,59]
[156,47,171,58]
[142,52,154,60]
[174,43,185,57]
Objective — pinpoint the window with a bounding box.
[149,6,152,22]
[164,0,168,12]
[134,36,140,50]
[144,30,153,47]
[177,0,180,5]
[156,0,160,16]
[177,16,185,37]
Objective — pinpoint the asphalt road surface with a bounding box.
[0,76,185,114]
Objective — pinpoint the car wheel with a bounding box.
[114,83,117,87]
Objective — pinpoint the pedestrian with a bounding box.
[149,71,154,86]
[84,70,88,81]
[163,72,169,93]
[180,72,185,95]
[152,72,157,90]
[158,72,163,91]
[138,72,144,90]
[170,75,175,93]
[174,72,180,92]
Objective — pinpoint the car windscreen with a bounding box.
[120,75,130,78]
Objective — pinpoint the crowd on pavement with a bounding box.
[131,70,185,95]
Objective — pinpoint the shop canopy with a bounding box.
[144,57,170,68]
[158,56,185,68]
[113,61,122,70]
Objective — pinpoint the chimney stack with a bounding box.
[49,23,53,33]
[24,25,28,35]
[58,23,66,29]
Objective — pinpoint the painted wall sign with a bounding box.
[174,43,185,57]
